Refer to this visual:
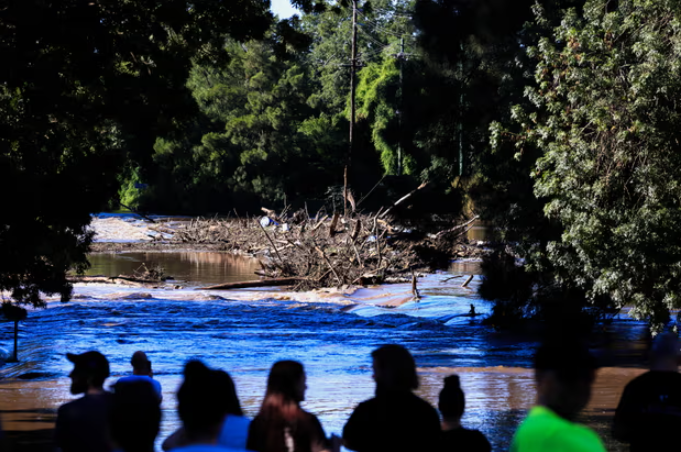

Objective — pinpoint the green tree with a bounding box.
[139,26,349,213]
[496,0,681,330]
[0,1,291,321]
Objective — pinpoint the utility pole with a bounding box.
[344,0,358,216]
[458,41,464,177]
[397,37,404,176]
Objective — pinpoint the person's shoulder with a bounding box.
[299,408,324,428]
[458,428,491,451]
[117,375,152,384]
[408,393,439,415]
[352,397,378,412]
[57,397,80,415]
[625,371,681,390]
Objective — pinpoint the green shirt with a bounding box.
[511,406,606,452]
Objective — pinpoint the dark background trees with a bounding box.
[4,0,681,331]
[0,1,302,311]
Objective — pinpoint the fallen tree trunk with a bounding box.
[380,182,428,219]
[196,277,303,290]
[67,275,157,287]
[435,215,480,239]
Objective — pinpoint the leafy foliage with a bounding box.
[504,0,681,329]
[0,1,277,307]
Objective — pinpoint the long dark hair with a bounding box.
[266,360,305,403]
[178,360,243,440]
[251,360,308,452]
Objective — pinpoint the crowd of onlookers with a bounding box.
[49,334,681,452]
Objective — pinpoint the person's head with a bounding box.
[650,332,680,371]
[110,379,161,452]
[131,351,152,376]
[439,375,465,421]
[266,360,306,404]
[534,340,598,421]
[371,344,419,392]
[177,360,243,442]
[67,351,110,395]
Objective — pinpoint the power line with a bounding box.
[357,13,416,39]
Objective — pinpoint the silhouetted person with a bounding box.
[55,351,113,452]
[439,375,490,452]
[110,379,161,452]
[117,351,162,401]
[166,360,248,452]
[510,340,605,452]
[343,344,441,452]
[613,332,681,451]
[247,360,336,452]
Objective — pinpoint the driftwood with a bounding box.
[435,215,480,239]
[68,275,158,288]
[196,277,303,290]
[461,275,474,288]
[166,185,482,291]
[380,182,428,219]
[119,202,157,223]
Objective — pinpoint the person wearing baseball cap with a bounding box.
[55,351,113,452]
[116,351,162,401]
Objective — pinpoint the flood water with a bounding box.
[86,252,261,286]
[0,253,649,451]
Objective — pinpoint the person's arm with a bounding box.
[308,413,332,452]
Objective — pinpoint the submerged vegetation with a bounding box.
[3,0,681,331]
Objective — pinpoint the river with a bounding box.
[0,252,649,451]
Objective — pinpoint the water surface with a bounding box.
[0,253,647,451]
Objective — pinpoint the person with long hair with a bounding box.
[247,360,336,452]
[438,375,490,452]
[343,344,441,452]
[164,360,249,452]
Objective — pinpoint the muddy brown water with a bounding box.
[86,252,261,285]
[0,253,652,451]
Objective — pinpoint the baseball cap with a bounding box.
[67,351,110,379]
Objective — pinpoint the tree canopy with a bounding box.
[6,0,681,331]
[0,0,290,307]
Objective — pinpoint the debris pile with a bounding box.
[170,207,480,291]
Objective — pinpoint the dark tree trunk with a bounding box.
[12,320,18,362]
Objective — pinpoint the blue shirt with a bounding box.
[116,375,163,400]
